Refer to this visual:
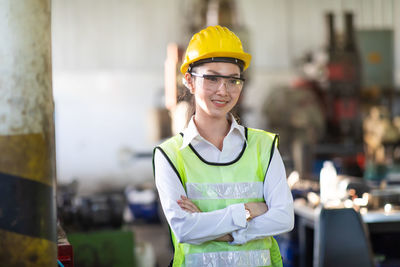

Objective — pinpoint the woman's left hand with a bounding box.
[215,234,233,242]
[177,195,201,213]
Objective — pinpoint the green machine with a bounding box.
[356,30,396,183]
[356,29,394,90]
[67,230,136,267]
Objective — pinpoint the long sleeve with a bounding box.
[230,149,294,245]
[154,149,247,245]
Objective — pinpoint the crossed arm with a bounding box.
[177,195,269,242]
[154,149,294,245]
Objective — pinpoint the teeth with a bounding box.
[214,100,226,104]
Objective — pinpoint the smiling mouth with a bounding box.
[212,100,228,104]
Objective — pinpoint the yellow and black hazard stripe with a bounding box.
[0,134,57,266]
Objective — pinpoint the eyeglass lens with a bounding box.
[202,75,244,91]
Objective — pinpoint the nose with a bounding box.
[215,79,229,95]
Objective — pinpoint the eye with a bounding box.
[229,78,242,85]
[228,78,240,85]
[204,76,219,83]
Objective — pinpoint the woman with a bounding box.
[153,25,294,267]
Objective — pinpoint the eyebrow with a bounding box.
[206,70,240,77]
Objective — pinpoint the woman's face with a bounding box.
[186,62,242,120]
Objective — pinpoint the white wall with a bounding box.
[52,0,182,70]
[53,71,162,192]
[52,0,182,192]
[52,0,400,192]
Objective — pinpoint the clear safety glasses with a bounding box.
[190,73,245,92]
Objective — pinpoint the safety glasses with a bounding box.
[190,73,245,92]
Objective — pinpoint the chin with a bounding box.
[207,109,230,119]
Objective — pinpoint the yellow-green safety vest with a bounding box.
[154,127,283,267]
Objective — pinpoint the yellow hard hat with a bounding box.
[180,25,251,74]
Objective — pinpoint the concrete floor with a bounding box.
[129,223,173,267]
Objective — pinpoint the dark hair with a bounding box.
[178,84,195,127]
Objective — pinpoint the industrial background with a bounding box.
[53,0,400,191]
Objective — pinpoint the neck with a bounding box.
[194,112,230,151]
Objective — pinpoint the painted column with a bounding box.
[0,0,57,266]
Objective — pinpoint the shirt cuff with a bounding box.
[230,228,248,245]
[230,203,247,228]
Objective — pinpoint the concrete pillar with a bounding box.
[0,0,57,266]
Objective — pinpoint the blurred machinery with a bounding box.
[125,185,161,223]
[261,9,400,267]
[363,106,400,183]
[262,82,325,177]
[263,12,398,180]
[263,12,364,178]
[357,29,397,183]
[57,181,125,231]
[324,12,362,143]
[363,107,400,164]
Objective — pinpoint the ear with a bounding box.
[183,73,195,94]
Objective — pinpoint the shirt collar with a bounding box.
[180,113,247,150]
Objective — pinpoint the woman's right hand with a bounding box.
[244,202,268,219]
[177,195,201,213]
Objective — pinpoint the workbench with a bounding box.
[294,199,400,267]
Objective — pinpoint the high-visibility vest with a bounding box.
[155,127,282,267]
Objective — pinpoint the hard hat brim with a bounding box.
[180,51,251,74]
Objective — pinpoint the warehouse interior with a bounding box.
[2,0,400,266]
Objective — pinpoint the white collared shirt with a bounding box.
[154,114,294,245]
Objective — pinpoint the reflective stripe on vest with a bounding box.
[186,181,264,200]
[156,128,282,267]
[185,249,271,267]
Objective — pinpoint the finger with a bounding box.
[246,202,267,217]
[182,206,198,213]
[182,199,198,210]
[178,198,201,212]
[178,201,198,212]
[184,200,201,212]
[259,202,268,212]
[254,202,268,215]
[179,198,200,211]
